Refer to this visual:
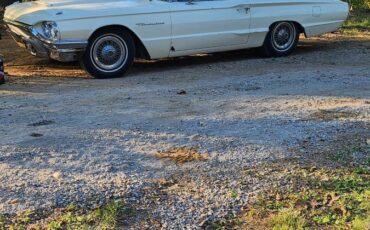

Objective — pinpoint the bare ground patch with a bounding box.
[310,109,358,121]
[155,146,209,164]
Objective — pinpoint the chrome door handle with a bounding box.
[233,4,250,13]
[237,7,250,14]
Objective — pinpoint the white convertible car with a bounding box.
[4,0,348,78]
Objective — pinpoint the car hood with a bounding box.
[4,0,150,25]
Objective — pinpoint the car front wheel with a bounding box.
[81,28,135,78]
[262,21,299,57]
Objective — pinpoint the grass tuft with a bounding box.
[2,200,129,230]
[268,209,306,230]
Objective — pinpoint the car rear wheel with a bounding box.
[81,28,135,78]
[262,21,299,57]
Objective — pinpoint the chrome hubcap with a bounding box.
[102,45,117,59]
[91,35,127,72]
[271,22,296,51]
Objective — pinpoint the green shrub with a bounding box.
[344,0,370,10]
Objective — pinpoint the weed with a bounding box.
[0,214,5,230]
[230,190,238,199]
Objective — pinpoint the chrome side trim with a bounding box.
[54,41,88,50]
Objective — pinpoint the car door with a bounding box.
[169,0,251,52]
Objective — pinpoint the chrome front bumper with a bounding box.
[4,20,88,62]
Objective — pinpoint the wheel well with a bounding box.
[269,21,306,37]
[89,25,151,59]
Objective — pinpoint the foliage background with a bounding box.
[345,0,370,10]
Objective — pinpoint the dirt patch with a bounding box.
[310,109,357,121]
[155,147,208,164]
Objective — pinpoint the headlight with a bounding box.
[41,21,59,41]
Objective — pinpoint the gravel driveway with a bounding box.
[0,34,369,228]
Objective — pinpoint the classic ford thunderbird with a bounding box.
[4,0,348,78]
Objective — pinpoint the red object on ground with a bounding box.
[0,58,4,84]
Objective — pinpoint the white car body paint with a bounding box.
[4,0,348,60]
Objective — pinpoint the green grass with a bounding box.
[239,167,370,230]
[344,15,370,29]
[342,11,370,33]
[269,209,307,230]
[0,200,129,230]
